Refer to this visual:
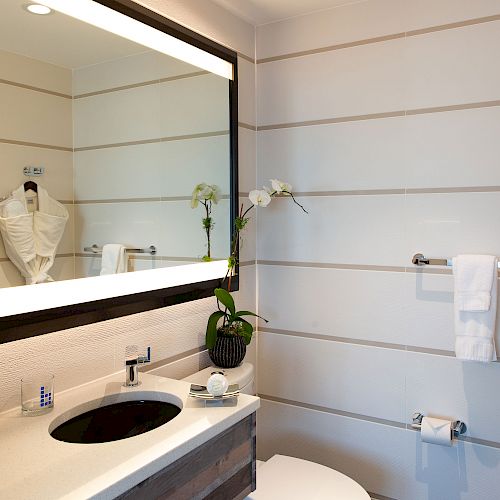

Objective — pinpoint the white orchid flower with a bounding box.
[249,189,271,207]
[191,182,207,208]
[270,179,292,195]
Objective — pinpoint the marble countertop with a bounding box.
[0,372,260,499]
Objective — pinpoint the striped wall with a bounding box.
[0,49,75,288]
[255,1,500,499]
[72,51,231,276]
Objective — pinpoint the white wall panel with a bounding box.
[405,106,500,189]
[258,332,406,423]
[258,265,407,345]
[257,195,406,266]
[405,22,500,110]
[257,39,405,126]
[257,117,406,191]
[405,192,500,263]
[256,0,406,60]
[0,84,72,147]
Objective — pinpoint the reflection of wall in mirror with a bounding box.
[0,48,231,288]
[0,49,74,288]
[72,51,231,278]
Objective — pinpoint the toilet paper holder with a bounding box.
[412,412,467,436]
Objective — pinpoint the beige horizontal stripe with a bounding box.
[75,253,225,263]
[259,394,406,429]
[74,130,229,152]
[239,260,256,267]
[238,122,257,131]
[406,13,500,37]
[260,327,500,363]
[258,260,500,277]
[0,253,74,263]
[142,346,207,372]
[259,100,500,131]
[261,326,408,351]
[238,52,256,64]
[257,14,500,64]
[257,260,406,273]
[74,70,209,99]
[406,99,500,116]
[0,138,72,152]
[262,394,500,450]
[294,189,405,197]
[0,79,72,99]
[406,185,500,194]
[258,32,405,64]
[258,110,405,131]
[74,194,229,204]
[273,186,500,197]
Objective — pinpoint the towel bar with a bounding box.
[83,244,157,255]
[412,253,500,268]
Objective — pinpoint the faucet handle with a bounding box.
[125,345,151,366]
[138,346,151,365]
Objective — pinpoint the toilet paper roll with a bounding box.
[421,417,453,446]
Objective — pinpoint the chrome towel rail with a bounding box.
[412,253,500,268]
[83,244,157,255]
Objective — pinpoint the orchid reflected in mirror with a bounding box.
[191,183,221,261]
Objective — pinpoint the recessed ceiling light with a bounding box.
[24,3,53,15]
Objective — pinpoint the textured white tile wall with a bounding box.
[256,1,500,499]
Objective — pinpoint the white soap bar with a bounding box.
[207,373,229,397]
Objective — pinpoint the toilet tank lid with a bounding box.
[183,362,254,388]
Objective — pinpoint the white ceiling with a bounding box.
[0,1,149,69]
[211,0,362,25]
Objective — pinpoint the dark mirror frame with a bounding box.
[0,0,239,344]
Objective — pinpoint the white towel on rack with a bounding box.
[453,254,497,311]
[453,255,498,362]
[100,244,128,275]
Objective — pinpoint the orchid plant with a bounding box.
[191,183,221,261]
[226,178,308,288]
[205,179,307,350]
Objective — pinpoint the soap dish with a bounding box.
[189,383,240,406]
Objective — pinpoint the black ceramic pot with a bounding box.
[208,332,246,368]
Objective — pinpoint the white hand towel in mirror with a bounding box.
[100,244,128,275]
[453,255,498,362]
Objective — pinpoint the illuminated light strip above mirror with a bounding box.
[36,0,234,80]
[0,260,228,317]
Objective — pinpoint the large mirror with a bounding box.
[0,0,238,339]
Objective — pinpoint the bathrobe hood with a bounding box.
[0,184,69,284]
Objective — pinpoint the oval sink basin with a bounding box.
[50,400,181,444]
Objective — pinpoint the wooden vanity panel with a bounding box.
[118,412,256,500]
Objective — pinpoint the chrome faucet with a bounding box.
[124,345,151,387]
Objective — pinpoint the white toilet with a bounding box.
[183,363,370,500]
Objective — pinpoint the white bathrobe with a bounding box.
[0,184,68,284]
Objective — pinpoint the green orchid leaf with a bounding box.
[214,288,235,315]
[235,310,269,323]
[238,319,254,345]
[206,311,225,349]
